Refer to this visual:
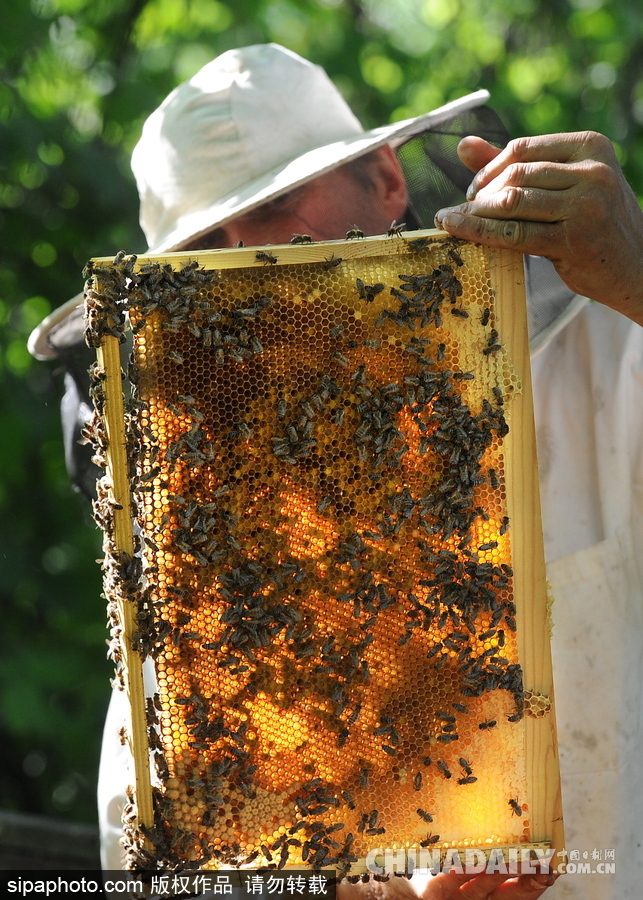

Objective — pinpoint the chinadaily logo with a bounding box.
[364,846,617,875]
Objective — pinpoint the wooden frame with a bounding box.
[87,229,563,874]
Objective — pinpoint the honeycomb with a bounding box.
[84,233,556,874]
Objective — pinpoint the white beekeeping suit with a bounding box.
[532,298,643,900]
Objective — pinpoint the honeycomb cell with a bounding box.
[85,235,551,875]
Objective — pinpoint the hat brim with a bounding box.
[29,90,490,357]
[28,292,85,361]
[155,90,490,254]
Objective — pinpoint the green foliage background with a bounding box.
[1,0,642,826]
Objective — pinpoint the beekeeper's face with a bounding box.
[180,146,408,251]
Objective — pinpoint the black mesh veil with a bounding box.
[394,105,510,228]
[48,304,114,500]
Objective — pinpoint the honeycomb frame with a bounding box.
[84,229,563,874]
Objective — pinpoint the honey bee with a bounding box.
[341,791,356,809]
[447,245,465,267]
[272,834,287,851]
[478,541,498,551]
[255,250,277,264]
[290,233,313,243]
[316,495,332,513]
[387,220,406,237]
[322,254,343,270]
[356,278,385,303]
[479,719,497,730]
[509,798,524,817]
[420,833,440,847]
[484,328,502,354]
[346,225,365,239]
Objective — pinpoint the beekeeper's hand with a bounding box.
[337,872,557,900]
[420,871,557,899]
[434,132,643,325]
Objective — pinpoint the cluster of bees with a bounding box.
[85,240,529,874]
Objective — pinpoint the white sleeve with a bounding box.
[97,685,130,871]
